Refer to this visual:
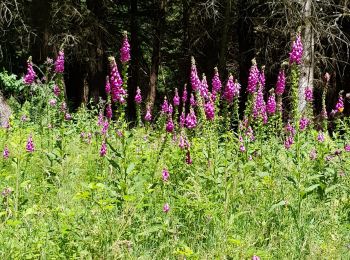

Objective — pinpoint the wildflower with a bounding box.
[185,149,193,164]
[168,104,173,115]
[100,141,107,157]
[179,135,187,149]
[317,131,325,142]
[21,115,28,122]
[299,117,309,131]
[161,97,169,114]
[223,74,235,103]
[173,88,180,106]
[239,144,246,152]
[190,93,196,107]
[163,203,170,213]
[204,98,215,121]
[105,76,111,95]
[289,34,303,65]
[87,133,92,144]
[109,57,125,103]
[120,31,131,63]
[246,126,255,142]
[185,108,197,129]
[247,59,259,93]
[199,74,209,99]
[252,85,267,123]
[309,148,317,160]
[101,119,109,135]
[80,132,85,139]
[144,105,152,122]
[344,144,350,152]
[26,135,35,153]
[162,169,170,182]
[284,136,294,150]
[54,50,65,73]
[285,121,296,136]
[61,102,67,112]
[179,111,185,128]
[335,92,344,113]
[275,69,286,96]
[116,130,123,137]
[97,113,104,126]
[53,85,60,97]
[211,67,222,99]
[23,57,36,85]
[190,57,201,91]
[182,84,188,104]
[305,87,313,102]
[165,117,174,133]
[1,187,12,197]
[252,256,261,260]
[3,146,9,159]
[106,103,112,120]
[134,87,142,104]
[266,90,276,115]
[49,99,57,107]
[64,113,72,121]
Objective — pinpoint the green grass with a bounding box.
[1,107,350,259]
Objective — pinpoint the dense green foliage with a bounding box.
[1,95,350,258]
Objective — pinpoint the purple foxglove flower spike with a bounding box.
[165,117,174,133]
[163,203,170,213]
[289,34,303,65]
[266,89,276,115]
[305,87,313,102]
[53,85,61,97]
[247,58,259,93]
[134,87,142,104]
[299,117,309,131]
[105,76,111,95]
[100,141,107,157]
[173,88,180,106]
[23,57,36,85]
[182,84,188,104]
[190,57,201,92]
[317,131,325,142]
[161,97,169,114]
[190,93,196,107]
[120,31,131,63]
[211,67,222,99]
[275,69,286,96]
[144,105,152,122]
[335,91,344,113]
[3,146,9,159]
[204,97,215,121]
[106,103,112,119]
[200,74,209,99]
[54,50,65,73]
[185,108,197,129]
[223,74,235,103]
[26,135,35,153]
[162,168,169,182]
[109,57,125,103]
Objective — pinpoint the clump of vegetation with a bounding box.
[1,32,350,259]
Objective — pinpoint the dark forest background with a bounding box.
[1,0,350,119]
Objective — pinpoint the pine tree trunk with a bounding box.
[147,0,166,109]
[127,0,140,121]
[298,0,314,113]
[219,0,231,75]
